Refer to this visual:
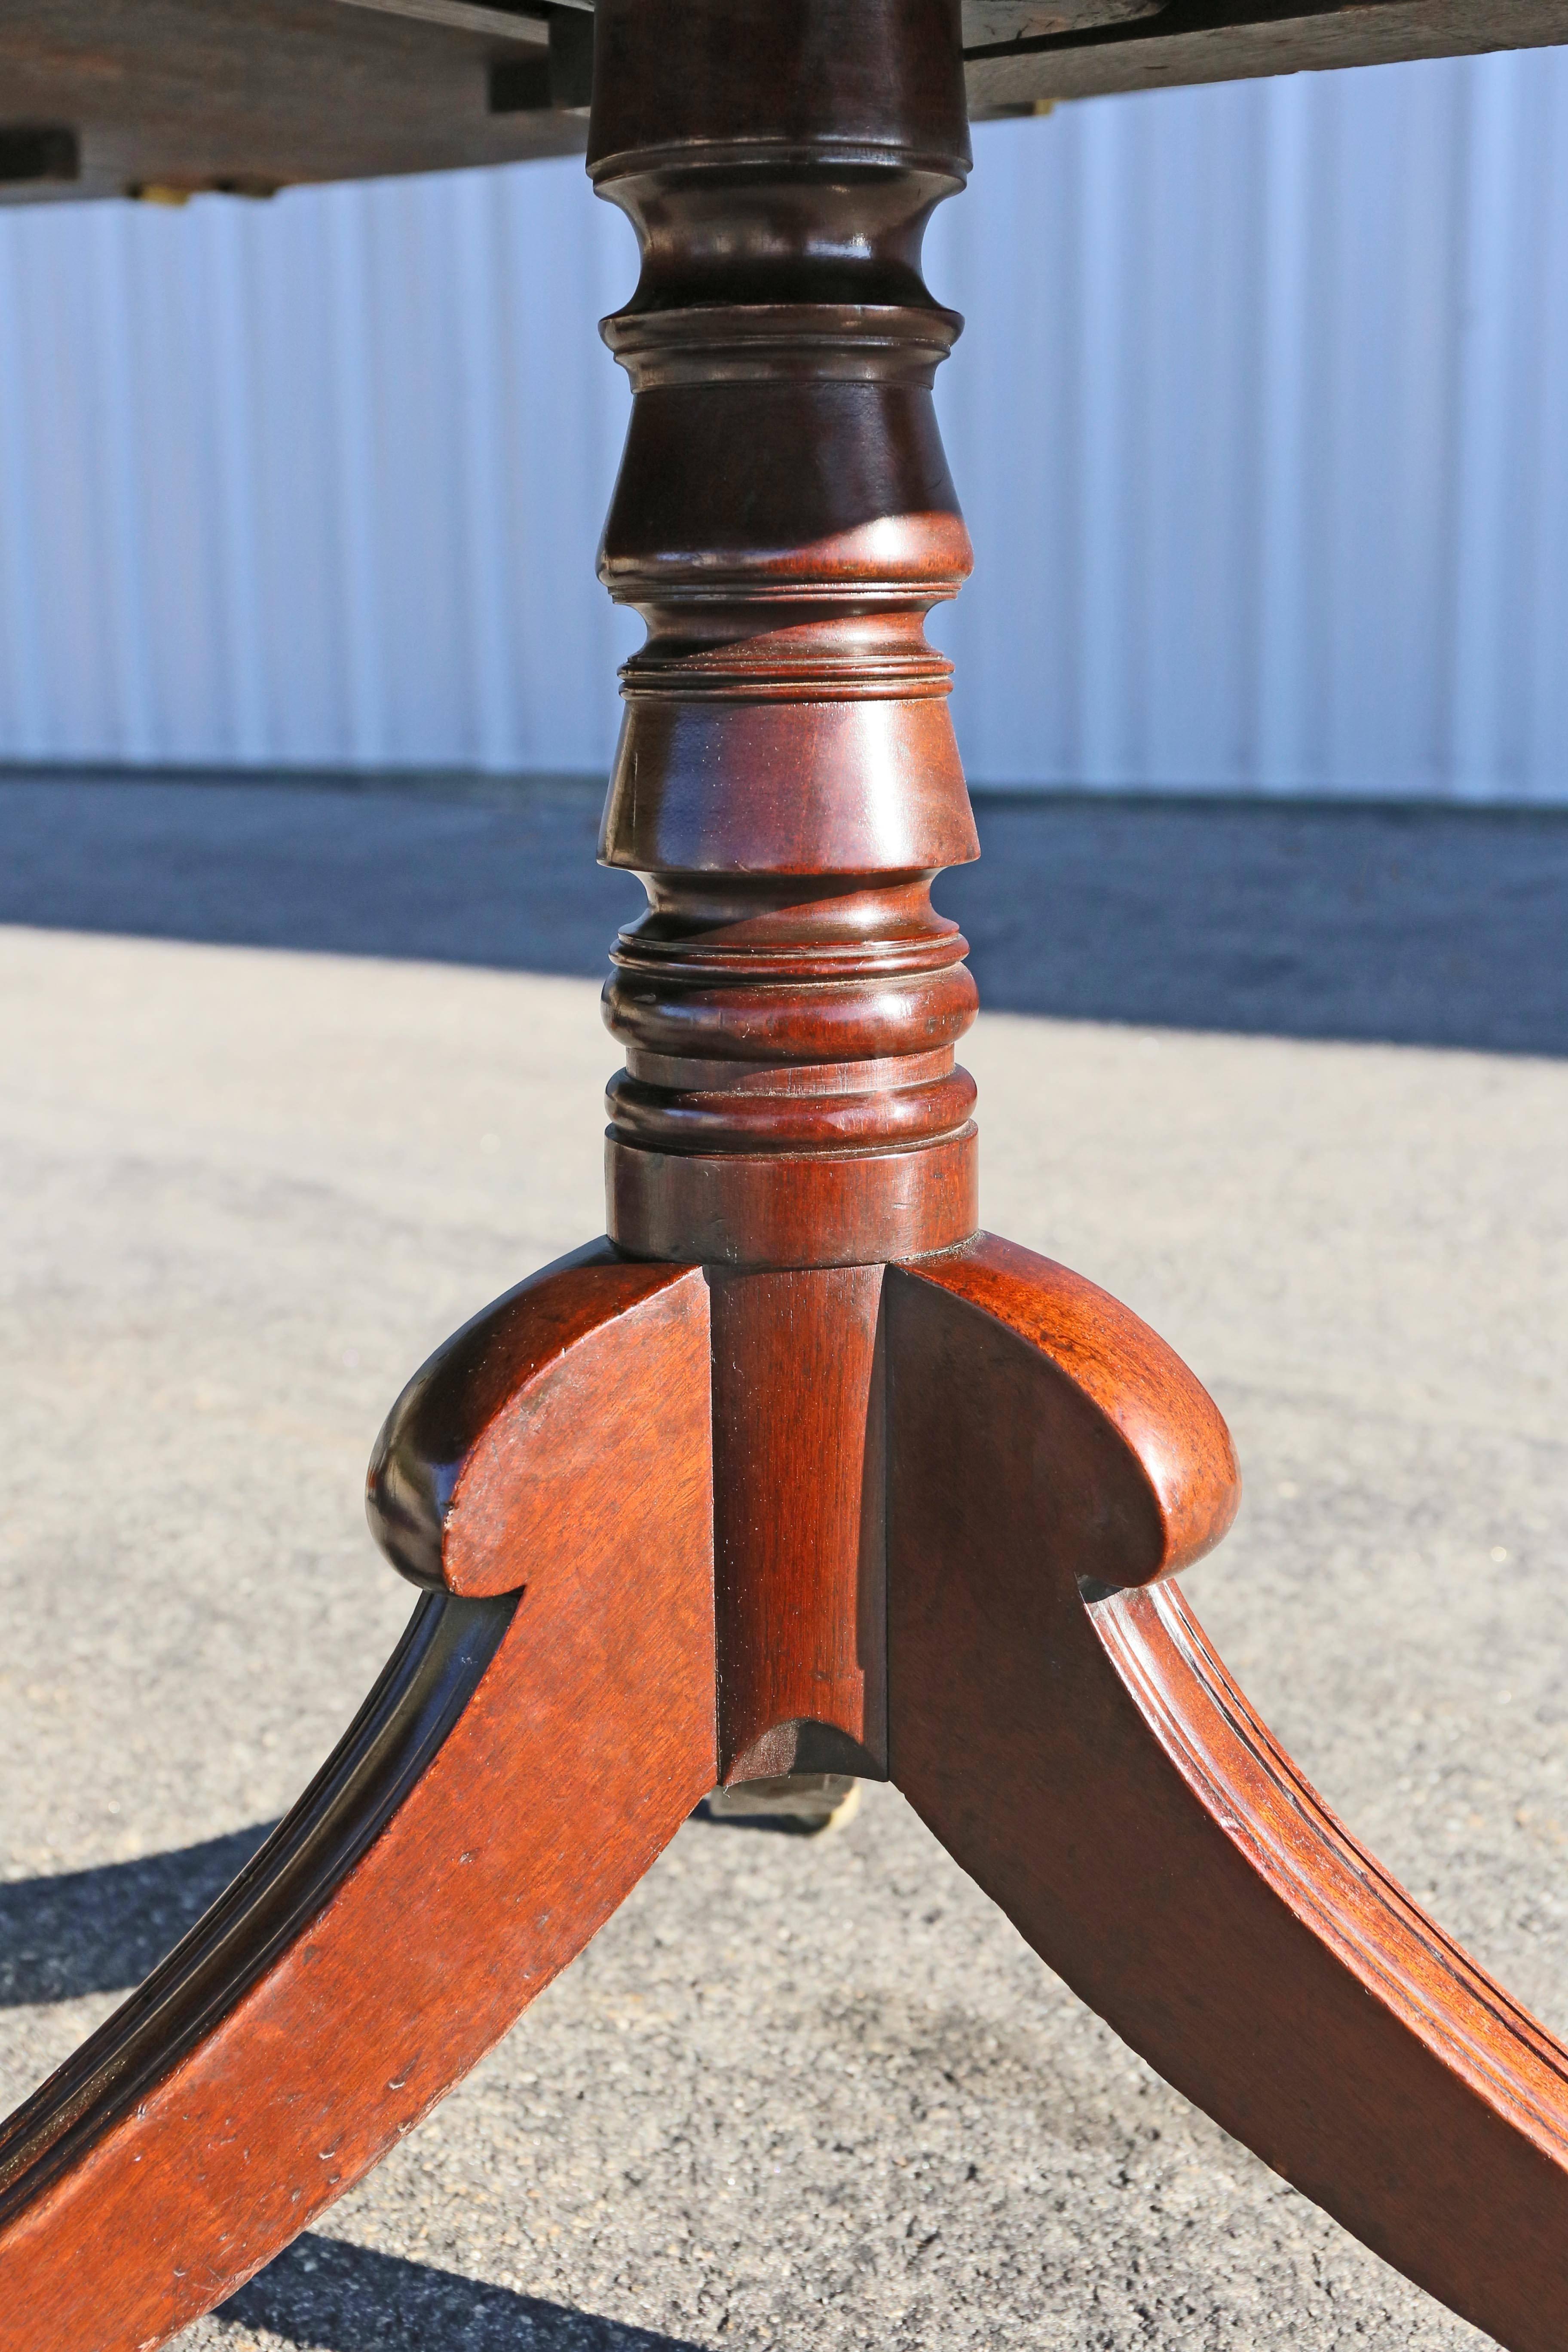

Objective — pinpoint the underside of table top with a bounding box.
[3,0,1567,208]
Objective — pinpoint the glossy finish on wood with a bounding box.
[711,1265,888,1782]
[606,1130,979,1272]
[0,1590,517,2234]
[592,0,981,1269]
[887,1234,1568,2352]
[0,1249,717,2350]
[900,1231,1241,1585]
[368,1237,711,1598]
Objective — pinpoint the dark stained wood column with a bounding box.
[590,0,981,1275]
[588,0,982,1783]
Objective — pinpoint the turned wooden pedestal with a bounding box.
[3,5,1568,2347]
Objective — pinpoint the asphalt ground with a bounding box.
[1,772,1566,2350]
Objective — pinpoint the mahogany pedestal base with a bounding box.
[3,1232,1568,2352]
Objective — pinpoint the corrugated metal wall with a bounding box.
[1,50,1565,798]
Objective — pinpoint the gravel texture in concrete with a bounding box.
[1,775,1566,2350]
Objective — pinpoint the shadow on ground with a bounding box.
[220,2233,705,2350]
[0,1825,276,2004]
[0,1802,779,2006]
[3,768,1566,1055]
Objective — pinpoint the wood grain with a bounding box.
[6,0,1565,210]
[591,0,982,1270]
[965,0,1568,109]
[964,0,1164,37]
[887,1233,1568,2352]
[710,1265,888,1782]
[0,1589,518,2234]
[899,1231,1240,1583]
[0,1246,717,2351]
[368,1237,711,1598]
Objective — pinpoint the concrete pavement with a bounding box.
[1,774,1566,2349]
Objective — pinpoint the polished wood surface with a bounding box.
[368,1237,711,1598]
[5,0,1568,2344]
[710,1266,888,1783]
[899,1231,1241,1582]
[887,1234,1568,2352]
[592,0,981,1269]
[0,1242,717,2349]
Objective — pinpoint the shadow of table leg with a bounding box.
[223,2233,707,2352]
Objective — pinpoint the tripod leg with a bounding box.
[887,1234,1568,2352]
[0,1243,716,2352]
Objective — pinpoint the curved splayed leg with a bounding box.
[886,1234,1568,2352]
[0,1243,717,2352]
